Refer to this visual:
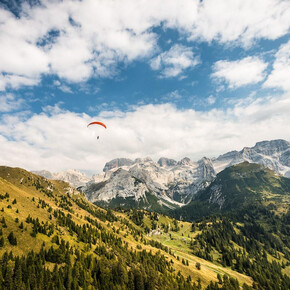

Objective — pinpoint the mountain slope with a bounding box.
[84,168,181,211]
[170,162,290,289]
[0,166,254,289]
[174,162,290,220]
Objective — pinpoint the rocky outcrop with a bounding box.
[103,158,134,172]
[33,169,91,188]
[213,139,290,176]
[158,157,177,167]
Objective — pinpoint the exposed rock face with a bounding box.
[158,157,177,167]
[33,170,54,179]
[178,157,194,166]
[213,139,290,177]
[197,158,216,179]
[83,155,216,206]
[53,169,91,187]
[209,184,224,209]
[33,169,91,188]
[86,168,149,203]
[103,158,134,172]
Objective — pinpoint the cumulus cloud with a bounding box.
[53,80,73,93]
[150,44,199,78]
[212,56,268,88]
[0,92,289,173]
[0,74,40,91]
[0,0,289,90]
[0,94,24,112]
[187,0,290,46]
[206,95,216,105]
[264,40,290,92]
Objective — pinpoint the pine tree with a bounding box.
[0,236,4,247]
[7,232,17,245]
[4,264,13,290]
[134,268,144,290]
[13,258,23,290]
[0,266,4,289]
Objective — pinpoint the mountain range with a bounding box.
[34,139,290,210]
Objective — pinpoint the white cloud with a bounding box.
[0,93,289,172]
[59,85,73,94]
[150,44,199,78]
[53,80,73,93]
[0,74,40,91]
[0,94,24,112]
[206,95,216,105]
[163,90,183,101]
[0,0,289,89]
[212,56,268,88]
[264,40,290,92]
[187,0,290,46]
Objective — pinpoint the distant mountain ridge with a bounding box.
[213,139,290,177]
[173,161,290,221]
[33,168,92,188]
[34,139,290,210]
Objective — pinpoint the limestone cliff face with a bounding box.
[213,139,290,177]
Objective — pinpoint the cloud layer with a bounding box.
[0,0,289,90]
[1,92,289,173]
[0,0,289,174]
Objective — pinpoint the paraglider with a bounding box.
[87,121,107,139]
[87,121,107,129]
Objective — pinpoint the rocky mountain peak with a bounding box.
[213,139,290,176]
[216,150,239,161]
[33,169,91,188]
[178,157,194,166]
[253,139,290,155]
[134,157,154,164]
[158,157,177,167]
[103,158,134,172]
[33,170,54,179]
[197,157,216,179]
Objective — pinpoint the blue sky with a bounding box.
[0,0,289,173]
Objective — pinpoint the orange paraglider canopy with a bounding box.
[87,121,107,129]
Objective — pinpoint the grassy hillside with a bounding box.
[0,166,253,289]
[124,208,290,289]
